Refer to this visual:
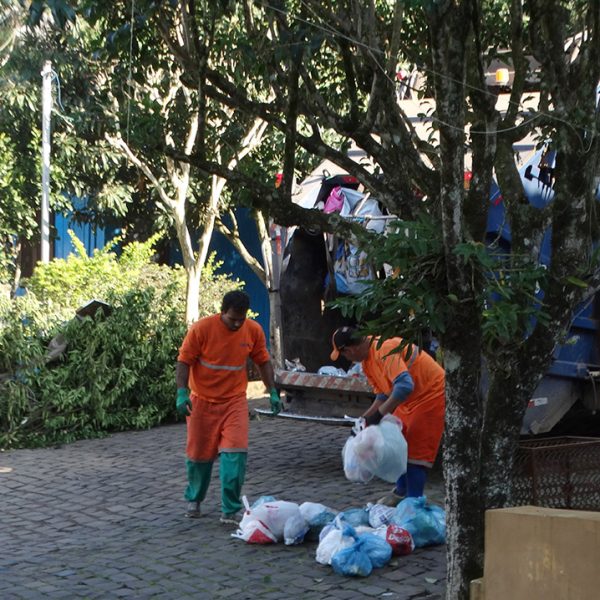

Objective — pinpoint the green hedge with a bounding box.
[0,235,242,449]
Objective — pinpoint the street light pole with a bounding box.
[40,60,53,263]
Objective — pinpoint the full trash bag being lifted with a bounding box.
[342,415,408,483]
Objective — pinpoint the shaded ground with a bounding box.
[0,393,446,600]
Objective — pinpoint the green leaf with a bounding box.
[566,276,589,288]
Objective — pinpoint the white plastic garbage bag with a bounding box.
[342,415,407,484]
[366,503,397,528]
[316,520,356,565]
[342,435,374,482]
[232,519,277,544]
[317,366,348,377]
[238,496,301,541]
[375,416,408,482]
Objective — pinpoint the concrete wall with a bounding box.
[473,506,600,600]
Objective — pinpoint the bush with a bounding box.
[0,287,185,448]
[23,232,187,318]
[0,235,243,449]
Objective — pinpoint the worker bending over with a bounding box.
[330,326,445,504]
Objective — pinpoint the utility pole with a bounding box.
[40,60,53,263]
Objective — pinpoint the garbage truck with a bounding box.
[272,151,600,434]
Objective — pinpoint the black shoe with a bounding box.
[219,511,242,525]
[375,489,405,507]
[185,502,202,518]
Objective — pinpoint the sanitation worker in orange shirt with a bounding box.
[176,290,281,525]
[330,326,445,504]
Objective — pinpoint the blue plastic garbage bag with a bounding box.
[318,515,346,543]
[357,533,393,568]
[304,510,337,542]
[391,496,446,548]
[331,531,392,576]
[331,540,373,577]
[310,509,337,528]
[283,513,310,545]
[338,508,370,528]
[299,502,337,541]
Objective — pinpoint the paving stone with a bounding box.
[0,410,446,598]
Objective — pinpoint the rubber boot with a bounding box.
[405,463,428,497]
[184,459,213,503]
[395,473,407,496]
[219,451,247,515]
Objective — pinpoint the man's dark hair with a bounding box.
[221,290,250,313]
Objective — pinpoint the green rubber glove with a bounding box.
[176,388,192,416]
[269,387,281,415]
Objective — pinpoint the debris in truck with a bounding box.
[314,362,367,378]
[284,358,306,372]
[253,368,375,423]
[276,369,373,392]
[317,366,348,377]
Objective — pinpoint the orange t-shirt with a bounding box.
[362,337,445,466]
[177,314,270,402]
[362,337,445,411]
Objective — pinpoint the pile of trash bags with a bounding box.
[232,494,445,577]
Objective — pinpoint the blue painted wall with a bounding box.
[53,197,111,259]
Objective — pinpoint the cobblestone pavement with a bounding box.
[0,398,446,600]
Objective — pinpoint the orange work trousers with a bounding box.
[186,393,249,462]
[393,392,445,467]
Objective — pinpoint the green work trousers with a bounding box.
[184,451,247,515]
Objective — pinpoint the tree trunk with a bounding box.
[428,2,484,598]
[186,203,217,324]
[175,175,219,324]
[267,288,284,367]
[10,239,22,297]
[480,361,531,508]
[185,263,201,325]
[441,303,485,600]
[255,211,284,366]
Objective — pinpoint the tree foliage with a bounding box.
[3,1,600,597]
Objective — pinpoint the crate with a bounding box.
[513,436,600,511]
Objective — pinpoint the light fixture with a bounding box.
[495,68,510,86]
